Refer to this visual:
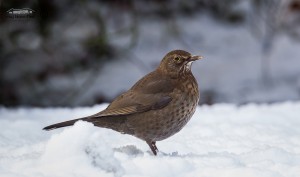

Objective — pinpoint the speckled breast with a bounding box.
[129,74,199,142]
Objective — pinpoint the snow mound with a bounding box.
[0,103,300,177]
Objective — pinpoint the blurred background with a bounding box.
[0,0,300,107]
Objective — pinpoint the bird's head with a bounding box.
[158,50,202,78]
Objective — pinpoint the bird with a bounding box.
[43,50,202,155]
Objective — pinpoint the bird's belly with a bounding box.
[128,89,199,141]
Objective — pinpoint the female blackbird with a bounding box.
[43,50,202,155]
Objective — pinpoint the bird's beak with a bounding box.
[188,55,203,61]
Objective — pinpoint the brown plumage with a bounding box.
[43,50,202,155]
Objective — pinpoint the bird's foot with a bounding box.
[146,141,159,155]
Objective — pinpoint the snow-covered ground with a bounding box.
[1,102,300,177]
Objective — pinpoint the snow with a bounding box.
[1,103,300,177]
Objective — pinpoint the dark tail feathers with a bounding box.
[43,118,86,130]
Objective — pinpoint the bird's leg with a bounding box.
[146,141,158,155]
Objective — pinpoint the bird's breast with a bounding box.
[149,76,199,140]
[127,74,199,142]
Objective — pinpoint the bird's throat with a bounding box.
[181,61,193,74]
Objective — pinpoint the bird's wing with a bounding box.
[95,95,172,117]
[93,72,174,117]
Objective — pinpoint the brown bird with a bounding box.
[43,50,202,155]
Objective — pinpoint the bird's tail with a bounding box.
[43,115,129,133]
[43,117,87,130]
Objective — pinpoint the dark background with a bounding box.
[1,0,300,107]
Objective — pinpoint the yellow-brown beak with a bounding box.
[188,55,203,61]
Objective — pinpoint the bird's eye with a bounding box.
[174,56,181,62]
